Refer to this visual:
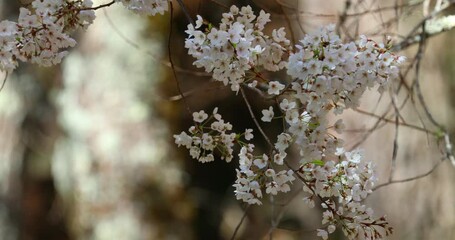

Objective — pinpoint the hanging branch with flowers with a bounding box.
[2,1,455,239]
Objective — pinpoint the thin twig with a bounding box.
[347,115,387,151]
[277,0,296,46]
[389,87,401,182]
[80,0,115,11]
[175,0,195,26]
[240,86,274,149]
[230,205,250,240]
[276,0,421,18]
[0,72,8,92]
[348,94,395,150]
[392,2,455,51]
[168,82,223,101]
[353,108,435,134]
[389,111,399,182]
[409,20,449,150]
[169,1,192,116]
[408,16,455,168]
[373,158,445,191]
[413,22,445,131]
[269,195,274,240]
[102,8,211,77]
[266,189,302,237]
[207,0,229,9]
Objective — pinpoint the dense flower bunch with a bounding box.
[177,6,406,240]
[265,25,405,182]
[0,0,170,73]
[233,144,296,205]
[299,150,392,239]
[287,24,405,112]
[174,108,253,163]
[185,5,292,92]
[0,0,95,72]
[173,109,296,205]
[117,0,169,16]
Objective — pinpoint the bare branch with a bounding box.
[169,1,192,116]
[230,205,250,240]
[103,9,211,77]
[373,158,445,191]
[175,0,195,26]
[240,87,274,149]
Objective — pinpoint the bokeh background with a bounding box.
[0,0,454,239]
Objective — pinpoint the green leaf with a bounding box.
[311,160,324,166]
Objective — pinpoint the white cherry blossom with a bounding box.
[118,0,169,16]
[185,6,291,93]
[192,110,208,123]
[261,106,274,122]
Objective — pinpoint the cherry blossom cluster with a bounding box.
[179,6,406,240]
[263,98,345,167]
[174,108,253,163]
[256,26,404,201]
[233,144,295,205]
[0,0,171,73]
[299,149,392,240]
[117,0,168,16]
[184,5,292,92]
[0,0,95,72]
[255,24,402,239]
[287,24,406,113]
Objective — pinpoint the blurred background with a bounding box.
[0,0,454,239]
